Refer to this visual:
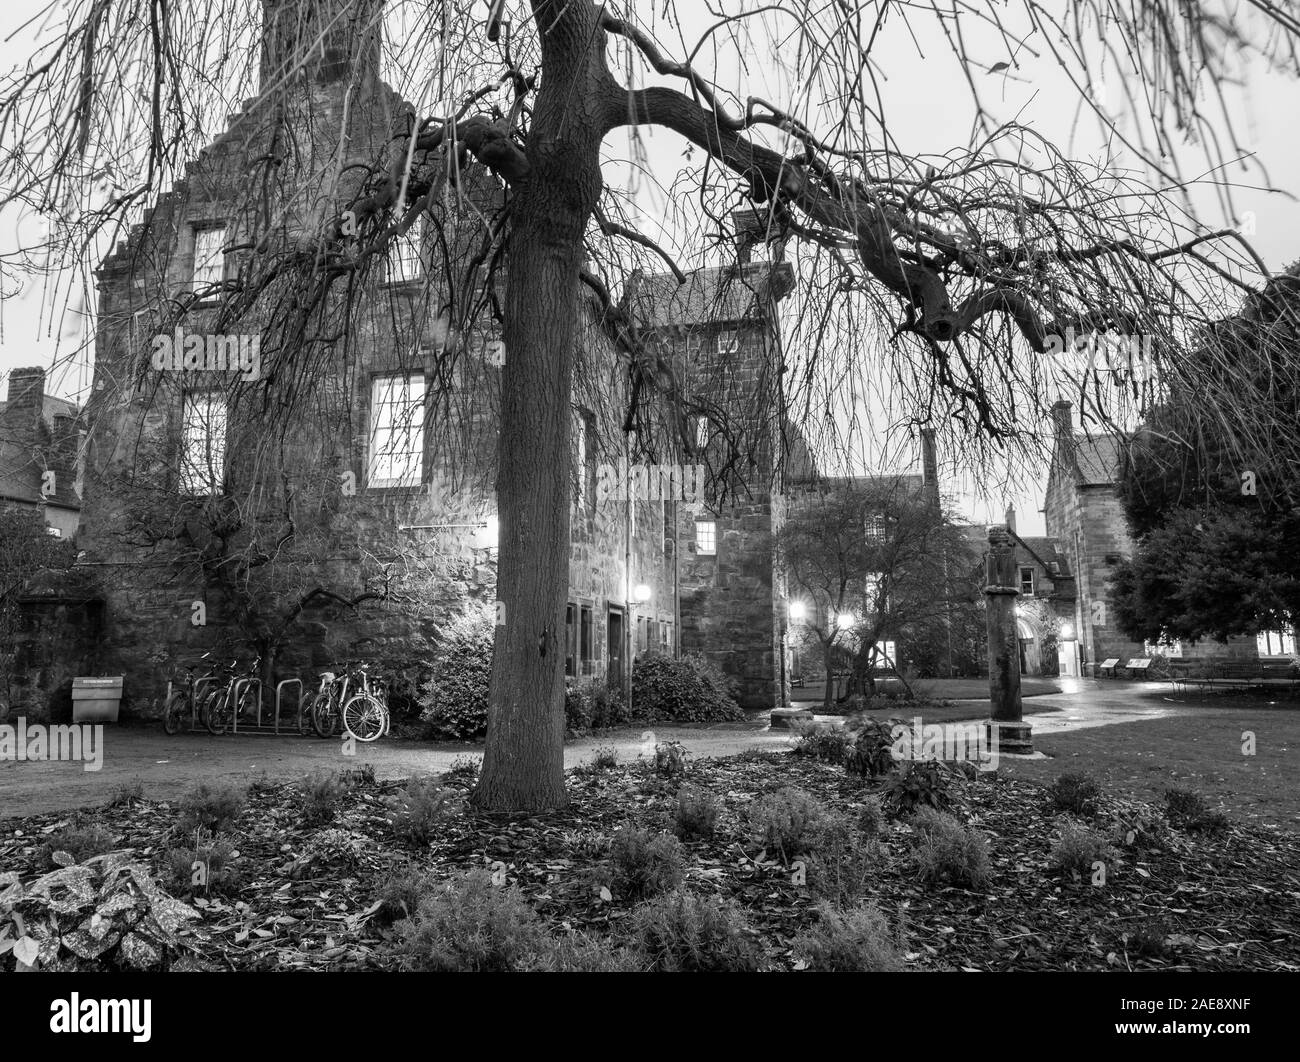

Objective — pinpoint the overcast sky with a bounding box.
[2,1,1297,536]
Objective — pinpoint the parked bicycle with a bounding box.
[203,657,263,736]
[309,663,390,742]
[162,653,215,735]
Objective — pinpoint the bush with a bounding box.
[418,609,493,740]
[792,722,852,764]
[805,816,883,906]
[383,870,546,971]
[1163,787,1229,833]
[40,821,117,869]
[882,761,951,817]
[1047,772,1102,816]
[527,933,644,972]
[300,769,345,826]
[609,827,686,899]
[858,796,885,838]
[674,785,721,841]
[165,835,242,898]
[441,755,480,788]
[176,782,245,835]
[631,889,762,971]
[589,745,619,771]
[372,865,428,927]
[1050,819,1115,879]
[565,684,630,731]
[843,717,899,778]
[792,902,904,972]
[105,779,145,809]
[630,654,744,724]
[385,777,460,846]
[909,806,991,889]
[653,740,689,778]
[747,787,830,861]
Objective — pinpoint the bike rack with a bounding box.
[169,675,218,732]
[275,678,303,736]
[230,678,262,735]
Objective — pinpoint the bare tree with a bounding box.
[4,1,1300,808]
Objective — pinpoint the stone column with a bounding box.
[985,524,1033,753]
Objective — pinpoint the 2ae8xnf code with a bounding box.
[1121,999,1251,1013]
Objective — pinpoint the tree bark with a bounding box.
[472,0,610,812]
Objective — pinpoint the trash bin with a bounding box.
[72,677,124,723]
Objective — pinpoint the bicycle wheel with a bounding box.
[296,694,314,736]
[163,691,188,735]
[310,691,339,738]
[205,687,231,736]
[342,694,386,742]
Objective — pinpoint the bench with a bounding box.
[790,675,805,688]
[1125,657,1153,679]
[1166,661,1299,699]
[1097,658,1121,678]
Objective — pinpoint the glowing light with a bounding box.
[634,583,652,603]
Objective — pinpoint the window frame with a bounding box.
[386,220,424,284]
[695,519,717,556]
[580,605,594,675]
[179,390,228,497]
[191,225,228,295]
[714,328,739,355]
[367,372,427,489]
[1019,565,1036,597]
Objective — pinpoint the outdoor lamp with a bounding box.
[634,583,652,603]
[836,612,855,629]
[788,601,807,621]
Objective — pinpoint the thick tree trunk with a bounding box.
[472,0,609,812]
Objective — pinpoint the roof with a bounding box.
[1071,432,1124,485]
[957,525,1072,578]
[625,261,794,328]
[0,394,78,427]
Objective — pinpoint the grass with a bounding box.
[997,703,1300,831]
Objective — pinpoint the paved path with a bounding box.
[0,678,1205,819]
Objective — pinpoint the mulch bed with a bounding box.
[2,752,1298,971]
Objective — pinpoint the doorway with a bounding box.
[607,607,625,693]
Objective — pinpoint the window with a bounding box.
[388,221,423,282]
[685,332,702,357]
[45,526,62,538]
[1019,566,1035,596]
[715,328,739,355]
[660,621,673,653]
[637,615,648,654]
[180,391,227,496]
[368,374,426,488]
[572,410,595,508]
[695,415,709,450]
[566,604,577,677]
[864,514,886,541]
[1257,629,1296,656]
[695,520,717,556]
[864,573,887,613]
[192,226,227,290]
[580,606,594,675]
[872,641,898,668]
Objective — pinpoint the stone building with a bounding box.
[0,367,84,538]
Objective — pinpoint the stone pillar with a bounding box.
[985,524,1033,753]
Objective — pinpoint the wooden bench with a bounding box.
[1167,661,1299,699]
[1097,658,1121,677]
[790,674,805,688]
[1125,657,1153,679]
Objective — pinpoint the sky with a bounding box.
[2,1,1298,537]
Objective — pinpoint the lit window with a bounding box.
[180,391,227,496]
[715,329,739,355]
[192,226,227,291]
[873,641,897,667]
[572,410,595,509]
[695,520,716,556]
[368,374,426,488]
[45,526,62,537]
[1019,566,1035,596]
[388,221,423,282]
[865,515,885,541]
[864,573,886,612]
[1257,630,1296,656]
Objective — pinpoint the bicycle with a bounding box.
[341,667,390,743]
[310,663,389,742]
[203,657,262,736]
[163,653,215,735]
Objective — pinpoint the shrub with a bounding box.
[565,684,630,731]
[747,787,829,861]
[300,769,345,826]
[1123,919,1174,960]
[882,761,951,817]
[857,796,885,838]
[609,827,686,899]
[383,870,546,971]
[630,654,744,724]
[164,835,242,898]
[674,785,721,841]
[372,865,428,927]
[417,609,493,741]
[843,717,899,778]
[589,745,619,771]
[105,779,145,809]
[1163,787,1229,833]
[40,821,116,869]
[176,782,245,835]
[653,741,689,778]
[440,755,480,788]
[631,889,762,971]
[1047,772,1102,816]
[792,722,852,764]
[909,806,991,889]
[805,816,883,905]
[792,902,904,972]
[527,933,644,972]
[385,777,459,846]
[1050,819,1115,879]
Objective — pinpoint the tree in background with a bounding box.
[1113,265,1300,647]
[5,2,1300,808]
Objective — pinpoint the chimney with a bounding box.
[1051,400,1073,442]
[920,428,938,502]
[731,206,786,265]
[259,0,382,93]
[51,413,81,485]
[1,367,45,430]
[1005,505,1017,534]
